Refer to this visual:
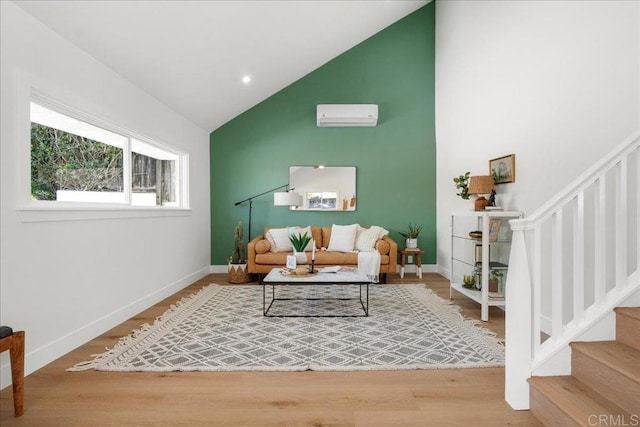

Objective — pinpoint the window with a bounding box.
[306,191,338,210]
[30,102,184,208]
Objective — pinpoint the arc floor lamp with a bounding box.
[234,184,302,240]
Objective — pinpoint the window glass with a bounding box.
[30,102,184,207]
[31,103,125,202]
[306,192,338,210]
[131,143,179,207]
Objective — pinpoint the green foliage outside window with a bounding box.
[30,123,123,200]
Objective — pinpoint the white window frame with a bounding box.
[16,72,190,222]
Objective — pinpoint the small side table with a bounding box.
[399,248,424,279]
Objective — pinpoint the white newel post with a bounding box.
[505,223,532,410]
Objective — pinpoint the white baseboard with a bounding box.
[437,265,450,279]
[210,265,228,274]
[0,266,211,389]
[397,264,438,275]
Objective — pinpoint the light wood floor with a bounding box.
[1,273,541,426]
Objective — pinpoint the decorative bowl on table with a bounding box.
[281,268,318,276]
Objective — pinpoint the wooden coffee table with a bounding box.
[262,268,374,317]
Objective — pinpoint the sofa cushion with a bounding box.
[255,239,271,254]
[317,250,358,265]
[321,226,332,248]
[311,227,322,249]
[266,228,293,253]
[254,250,390,266]
[327,224,358,252]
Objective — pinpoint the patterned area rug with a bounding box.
[70,284,504,372]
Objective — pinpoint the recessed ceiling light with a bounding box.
[242,75,251,84]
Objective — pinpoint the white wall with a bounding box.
[435,0,640,275]
[0,2,211,387]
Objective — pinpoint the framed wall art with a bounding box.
[489,219,502,242]
[489,154,515,184]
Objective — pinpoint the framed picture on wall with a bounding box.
[489,154,515,184]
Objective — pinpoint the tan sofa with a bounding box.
[248,226,397,283]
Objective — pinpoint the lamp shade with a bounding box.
[274,191,302,206]
[468,175,494,195]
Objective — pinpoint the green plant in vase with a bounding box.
[400,223,423,249]
[227,221,250,284]
[489,270,504,293]
[289,232,311,265]
[229,221,247,264]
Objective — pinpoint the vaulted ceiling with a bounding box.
[14,0,429,131]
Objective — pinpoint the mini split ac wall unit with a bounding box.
[316,104,378,127]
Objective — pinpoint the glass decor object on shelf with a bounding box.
[449,211,522,321]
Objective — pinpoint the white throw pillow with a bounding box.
[327,224,358,252]
[266,228,293,253]
[355,226,382,252]
[287,226,314,251]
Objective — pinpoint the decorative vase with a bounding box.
[294,251,307,265]
[406,238,418,249]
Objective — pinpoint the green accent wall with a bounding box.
[210,4,436,265]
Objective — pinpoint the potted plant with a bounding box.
[289,232,311,265]
[454,172,471,200]
[489,270,503,293]
[399,223,423,249]
[227,221,250,284]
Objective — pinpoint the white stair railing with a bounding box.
[505,132,640,410]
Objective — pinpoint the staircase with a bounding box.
[504,132,640,412]
[529,307,640,426]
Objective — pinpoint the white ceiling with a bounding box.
[14,0,429,132]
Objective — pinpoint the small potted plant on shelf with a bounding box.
[227,221,250,284]
[489,270,503,293]
[289,232,311,265]
[400,223,423,249]
[454,172,471,200]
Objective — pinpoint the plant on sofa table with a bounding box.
[400,223,422,249]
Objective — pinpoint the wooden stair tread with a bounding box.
[571,341,640,383]
[529,376,630,423]
[615,307,640,320]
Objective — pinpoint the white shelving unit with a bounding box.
[449,211,522,321]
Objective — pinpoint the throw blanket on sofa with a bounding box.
[358,251,381,282]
